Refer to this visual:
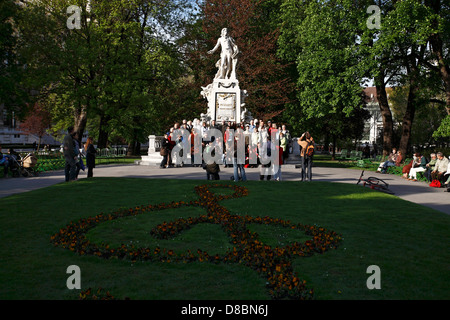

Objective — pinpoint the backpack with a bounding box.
[305,140,315,158]
[429,180,441,188]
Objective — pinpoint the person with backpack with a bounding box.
[297,132,314,181]
[203,142,220,180]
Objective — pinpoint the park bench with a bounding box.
[338,149,363,164]
[349,150,363,162]
[386,158,411,176]
[337,149,349,162]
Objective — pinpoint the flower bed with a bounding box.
[51,184,342,300]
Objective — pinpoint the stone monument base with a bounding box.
[137,135,163,166]
[135,154,164,166]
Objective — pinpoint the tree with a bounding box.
[17,0,192,152]
[426,0,450,116]
[0,0,28,115]
[181,0,293,120]
[433,115,450,140]
[88,0,190,152]
[279,0,449,156]
[389,85,446,148]
[278,0,366,144]
[426,0,450,140]
[19,102,51,151]
[17,0,100,143]
[367,0,448,155]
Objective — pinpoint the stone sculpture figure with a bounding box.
[207,28,239,80]
[200,84,213,100]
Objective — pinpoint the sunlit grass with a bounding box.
[0,177,449,300]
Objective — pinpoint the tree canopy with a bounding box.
[1,0,448,154]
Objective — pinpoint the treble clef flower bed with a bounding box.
[51,184,342,300]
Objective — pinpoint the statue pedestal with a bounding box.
[202,78,248,125]
[284,137,301,166]
[137,135,164,166]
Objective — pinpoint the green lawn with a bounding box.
[0,177,449,300]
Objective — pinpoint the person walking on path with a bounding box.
[297,132,314,181]
[63,126,77,182]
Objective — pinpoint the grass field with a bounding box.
[0,177,449,300]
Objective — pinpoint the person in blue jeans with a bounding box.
[297,132,314,181]
[232,130,247,182]
[380,150,402,174]
[0,145,10,178]
[233,157,247,182]
[377,148,398,173]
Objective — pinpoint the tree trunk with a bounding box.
[97,113,111,149]
[375,73,393,157]
[37,136,42,153]
[134,141,141,156]
[323,131,330,155]
[126,138,140,156]
[430,35,450,115]
[126,130,141,156]
[399,40,423,157]
[399,83,418,157]
[331,135,337,160]
[127,141,133,156]
[427,0,450,115]
[73,104,87,144]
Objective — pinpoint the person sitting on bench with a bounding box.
[431,152,449,184]
[0,145,11,178]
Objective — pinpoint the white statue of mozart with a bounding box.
[207,28,239,80]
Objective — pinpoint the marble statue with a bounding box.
[207,28,239,80]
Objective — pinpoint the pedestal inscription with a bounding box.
[216,93,236,122]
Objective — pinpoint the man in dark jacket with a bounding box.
[203,142,220,180]
[63,126,77,182]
